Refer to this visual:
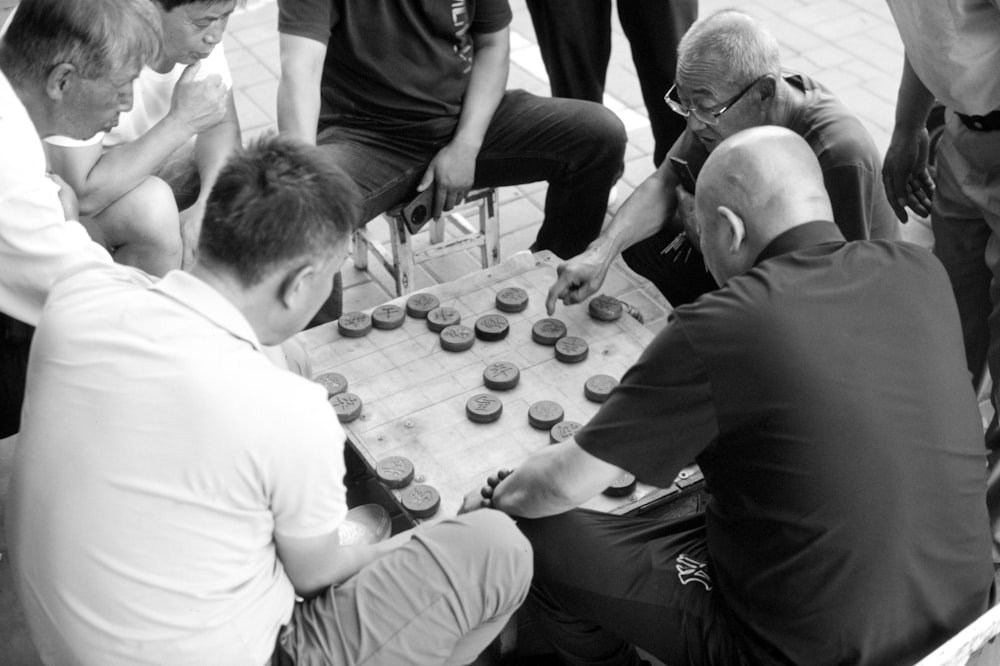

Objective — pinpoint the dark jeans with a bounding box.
[517,510,752,666]
[525,0,697,167]
[0,313,32,438]
[316,89,626,261]
[622,216,718,307]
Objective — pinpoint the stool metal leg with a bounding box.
[352,230,369,271]
[390,214,416,295]
[481,188,500,267]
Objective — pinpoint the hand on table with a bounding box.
[458,468,514,514]
[419,139,478,220]
[545,248,611,315]
[882,126,934,222]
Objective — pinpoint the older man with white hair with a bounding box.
[547,9,898,312]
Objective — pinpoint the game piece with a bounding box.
[531,317,567,345]
[330,392,363,423]
[555,336,589,363]
[589,294,624,322]
[483,361,520,390]
[475,314,510,341]
[314,372,348,397]
[584,374,619,403]
[338,504,391,546]
[603,473,637,497]
[466,393,503,423]
[371,304,405,330]
[440,324,475,351]
[427,306,461,332]
[495,287,529,313]
[528,400,564,430]
[405,293,440,319]
[376,455,415,489]
[338,311,372,338]
[402,484,441,518]
[549,420,582,444]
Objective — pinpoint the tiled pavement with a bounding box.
[0,1,939,663]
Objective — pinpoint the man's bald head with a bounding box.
[695,126,834,284]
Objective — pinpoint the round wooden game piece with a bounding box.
[549,420,582,444]
[466,393,503,423]
[375,455,415,489]
[405,293,440,319]
[584,374,619,403]
[483,361,520,391]
[402,484,441,519]
[589,294,624,322]
[338,311,372,338]
[555,336,589,363]
[495,287,529,313]
[371,304,405,330]
[531,318,567,345]
[314,372,348,397]
[440,324,475,352]
[427,306,461,332]
[603,473,637,497]
[329,392,363,423]
[528,400,564,430]
[475,314,510,341]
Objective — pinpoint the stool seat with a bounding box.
[353,187,500,296]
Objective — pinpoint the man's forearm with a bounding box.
[892,54,936,134]
[192,95,242,205]
[450,30,509,150]
[277,75,320,145]
[587,164,680,262]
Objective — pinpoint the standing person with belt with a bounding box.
[882,0,1000,560]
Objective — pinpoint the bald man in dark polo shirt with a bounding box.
[463,127,994,665]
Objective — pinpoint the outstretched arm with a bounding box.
[546,160,681,313]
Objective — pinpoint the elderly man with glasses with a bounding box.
[546,9,899,312]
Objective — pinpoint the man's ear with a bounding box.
[718,205,746,254]
[279,263,315,310]
[757,74,777,105]
[45,63,76,101]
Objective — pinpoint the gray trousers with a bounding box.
[273,510,531,665]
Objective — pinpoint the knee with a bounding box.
[461,510,533,604]
[582,103,627,164]
[101,177,181,252]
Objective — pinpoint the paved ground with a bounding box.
[0,0,939,663]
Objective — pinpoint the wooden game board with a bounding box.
[299,251,671,521]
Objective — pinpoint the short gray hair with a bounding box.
[677,10,782,92]
[0,0,161,88]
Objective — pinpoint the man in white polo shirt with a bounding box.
[9,134,531,665]
[45,0,242,276]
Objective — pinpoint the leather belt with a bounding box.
[956,109,1000,132]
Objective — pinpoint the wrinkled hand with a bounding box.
[675,185,699,247]
[48,172,78,221]
[171,61,229,135]
[882,126,934,222]
[458,468,514,514]
[419,140,478,219]
[179,200,205,270]
[545,248,610,315]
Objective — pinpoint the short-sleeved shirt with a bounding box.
[671,72,898,242]
[9,267,347,665]
[278,0,512,141]
[886,0,1000,116]
[577,221,992,664]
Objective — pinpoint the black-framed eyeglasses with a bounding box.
[664,76,766,126]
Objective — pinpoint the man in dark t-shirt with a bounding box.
[463,126,993,665]
[276,0,626,261]
[546,10,898,311]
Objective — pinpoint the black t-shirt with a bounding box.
[670,72,898,242]
[577,221,992,664]
[278,0,512,141]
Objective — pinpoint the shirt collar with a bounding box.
[754,220,845,266]
[151,270,263,351]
